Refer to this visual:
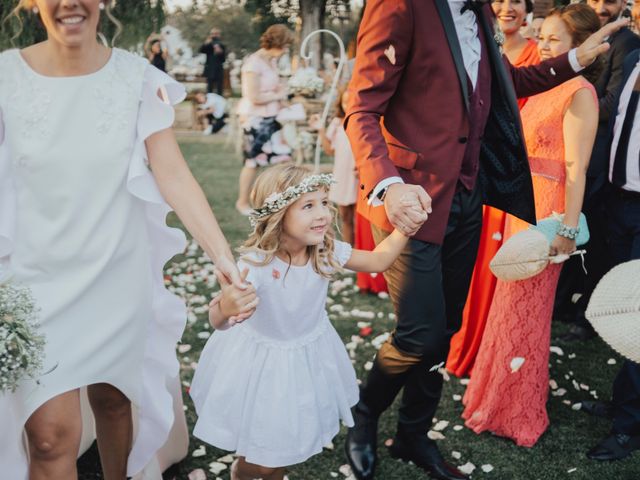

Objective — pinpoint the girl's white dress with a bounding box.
[190,241,359,468]
[0,48,189,479]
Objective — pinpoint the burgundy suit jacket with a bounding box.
[345,0,577,245]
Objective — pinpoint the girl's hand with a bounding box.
[549,235,576,257]
[214,268,259,325]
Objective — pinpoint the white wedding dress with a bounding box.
[0,48,189,479]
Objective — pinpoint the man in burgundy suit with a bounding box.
[344,1,626,479]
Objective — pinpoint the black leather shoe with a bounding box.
[345,405,378,480]
[580,400,613,419]
[587,433,640,461]
[388,432,469,480]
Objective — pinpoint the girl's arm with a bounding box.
[319,126,335,156]
[146,128,246,288]
[552,87,598,255]
[209,269,258,330]
[344,228,408,273]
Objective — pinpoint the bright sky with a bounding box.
[164,0,194,12]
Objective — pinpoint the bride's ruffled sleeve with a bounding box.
[0,108,15,273]
[124,65,191,477]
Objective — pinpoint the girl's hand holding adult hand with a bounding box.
[214,268,259,326]
[215,255,248,290]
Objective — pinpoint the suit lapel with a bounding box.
[434,0,470,111]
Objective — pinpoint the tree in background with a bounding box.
[0,0,165,51]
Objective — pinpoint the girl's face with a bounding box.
[281,189,332,251]
[491,0,528,35]
[33,0,103,49]
[537,15,574,61]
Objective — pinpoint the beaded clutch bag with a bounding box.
[530,212,590,246]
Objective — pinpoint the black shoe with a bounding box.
[558,323,596,342]
[580,400,614,419]
[388,432,469,480]
[587,433,640,461]
[345,404,378,480]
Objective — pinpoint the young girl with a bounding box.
[318,87,358,245]
[190,164,426,480]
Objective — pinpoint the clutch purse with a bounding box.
[530,212,590,246]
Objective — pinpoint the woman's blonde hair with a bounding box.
[259,24,295,50]
[238,164,340,278]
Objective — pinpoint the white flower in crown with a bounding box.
[249,173,335,227]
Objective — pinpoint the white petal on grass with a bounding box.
[481,464,494,473]
[608,358,617,365]
[197,331,211,339]
[453,394,462,401]
[568,353,576,359]
[451,451,462,460]
[208,462,227,475]
[460,378,470,386]
[378,292,389,299]
[549,379,558,390]
[550,346,564,356]
[427,430,446,440]
[453,425,464,431]
[324,441,335,450]
[568,468,577,473]
[188,469,207,480]
[510,357,525,373]
[178,344,192,354]
[434,420,450,431]
[364,361,373,371]
[191,445,206,457]
[551,388,567,397]
[217,454,234,464]
[458,462,476,475]
[330,473,339,478]
[572,402,582,411]
[438,368,451,382]
[339,464,353,477]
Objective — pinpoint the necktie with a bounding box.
[612,72,640,187]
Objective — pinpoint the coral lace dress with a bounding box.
[461,76,596,447]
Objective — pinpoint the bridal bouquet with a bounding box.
[288,67,324,98]
[0,281,45,393]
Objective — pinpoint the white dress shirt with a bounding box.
[609,59,640,192]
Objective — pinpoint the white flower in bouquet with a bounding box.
[0,281,45,393]
[288,67,324,98]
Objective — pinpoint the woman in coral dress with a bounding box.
[461,5,600,447]
[447,0,539,377]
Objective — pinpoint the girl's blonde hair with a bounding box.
[238,164,340,278]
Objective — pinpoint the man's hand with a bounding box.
[576,18,629,68]
[383,183,431,236]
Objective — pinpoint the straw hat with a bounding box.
[489,229,550,281]
[586,260,640,363]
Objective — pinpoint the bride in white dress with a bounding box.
[0,1,257,479]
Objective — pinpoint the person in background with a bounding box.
[462,4,600,447]
[554,0,640,340]
[199,27,226,95]
[530,15,546,39]
[318,87,358,245]
[582,46,640,463]
[234,24,294,216]
[194,90,227,135]
[144,32,168,73]
[633,0,640,33]
[447,0,540,379]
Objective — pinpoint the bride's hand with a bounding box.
[215,255,249,290]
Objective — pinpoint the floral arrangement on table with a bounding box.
[0,281,45,393]
[288,67,325,98]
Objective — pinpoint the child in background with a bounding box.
[318,87,358,244]
[194,90,227,135]
[190,164,426,480]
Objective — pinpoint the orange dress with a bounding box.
[461,77,597,447]
[446,40,539,377]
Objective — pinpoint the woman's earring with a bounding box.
[99,2,105,10]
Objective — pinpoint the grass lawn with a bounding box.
[79,135,640,480]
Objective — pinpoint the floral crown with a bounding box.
[249,173,335,227]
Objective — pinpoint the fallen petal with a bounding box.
[607,358,617,365]
[453,425,464,431]
[188,469,207,480]
[481,464,494,473]
[339,464,353,477]
[191,445,206,457]
[429,361,445,372]
[458,462,476,475]
[550,346,564,356]
[208,462,227,475]
[572,402,582,411]
[451,451,462,460]
[217,454,234,464]
[427,430,445,440]
[433,420,450,431]
[510,357,525,373]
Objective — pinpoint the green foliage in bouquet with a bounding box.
[0,282,45,393]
